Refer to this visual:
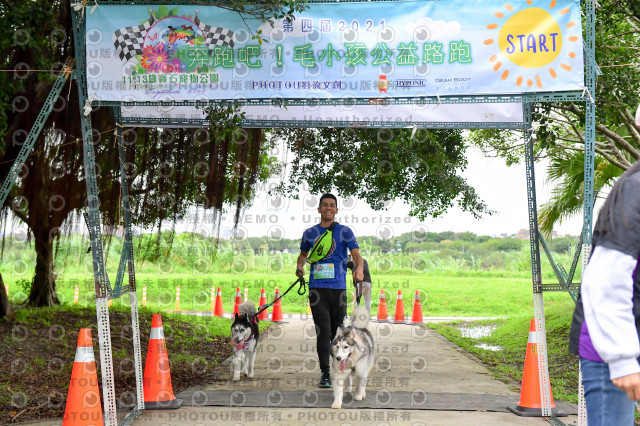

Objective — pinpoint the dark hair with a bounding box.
[595,159,640,236]
[319,193,338,207]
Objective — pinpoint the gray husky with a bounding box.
[230,301,259,381]
[330,305,375,408]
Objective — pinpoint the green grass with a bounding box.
[5,272,575,319]
[427,303,579,403]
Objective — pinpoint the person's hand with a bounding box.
[296,268,304,277]
[612,373,640,401]
[354,270,364,283]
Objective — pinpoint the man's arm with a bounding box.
[296,251,309,277]
[349,248,364,282]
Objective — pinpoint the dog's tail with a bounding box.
[239,301,257,316]
[352,305,370,329]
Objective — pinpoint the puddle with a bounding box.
[474,343,503,351]
[458,325,496,339]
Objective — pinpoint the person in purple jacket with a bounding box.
[569,159,640,425]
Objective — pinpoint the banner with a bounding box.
[119,103,524,127]
[86,1,584,102]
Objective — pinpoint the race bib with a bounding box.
[314,263,335,280]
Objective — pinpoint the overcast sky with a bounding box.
[209,144,592,240]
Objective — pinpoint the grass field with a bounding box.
[3,271,577,319]
[2,245,580,317]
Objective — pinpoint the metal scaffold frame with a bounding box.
[0,1,596,425]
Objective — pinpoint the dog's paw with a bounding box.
[331,400,342,409]
[232,374,241,381]
[355,391,365,401]
[247,372,254,378]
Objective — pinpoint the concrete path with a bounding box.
[132,316,578,426]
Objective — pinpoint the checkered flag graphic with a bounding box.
[194,14,235,52]
[112,14,157,62]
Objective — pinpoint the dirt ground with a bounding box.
[0,308,232,424]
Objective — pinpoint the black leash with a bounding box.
[353,277,362,306]
[254,276,307,319]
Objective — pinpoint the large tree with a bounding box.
[273,127,490,219]
[0,0,300,308]
[470,0,640,235]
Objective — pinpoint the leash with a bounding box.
[353,277,362,306]
[253,276,307,319]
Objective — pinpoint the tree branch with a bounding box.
[557,136,584,144]
[553,143,629,170]
[555,102,639,161]
[599,63,640,68]
[557,110,586,144]
[596,123,640,160]
[622,107,640,147]
[604,139,633,168]
[7,200,30,226]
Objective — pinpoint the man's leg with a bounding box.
[580,357,635,426]
[309,288,332,382]
[329,289,347,341]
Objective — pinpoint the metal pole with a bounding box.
[578,0,597,423]
[71,4,117,425]
[114,108,145,415]
[523,102,553,418]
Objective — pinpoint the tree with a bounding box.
[0,0,301,309]
[0,275,15,321]
[273,127,491,219]
[470,0,640,235]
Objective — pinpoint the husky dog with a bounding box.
[230,301,260,381]
[330,305,374,409]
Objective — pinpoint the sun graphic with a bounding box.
[484,1,580,88]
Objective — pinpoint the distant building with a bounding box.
[517,228,557,240]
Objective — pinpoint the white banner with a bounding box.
[119,103,524,127]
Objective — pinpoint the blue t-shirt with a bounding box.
[300,223,359,289]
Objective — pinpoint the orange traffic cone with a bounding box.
[507,319,567,417]
[271,287,284,322]
[258,288,268,320]
[233,287,241,316]
[393,290,405,323]
[214,287,224,317]
[375,289,388,322]
[62,328,103,426]
[410,290,423,324]
[143,314,182,409]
